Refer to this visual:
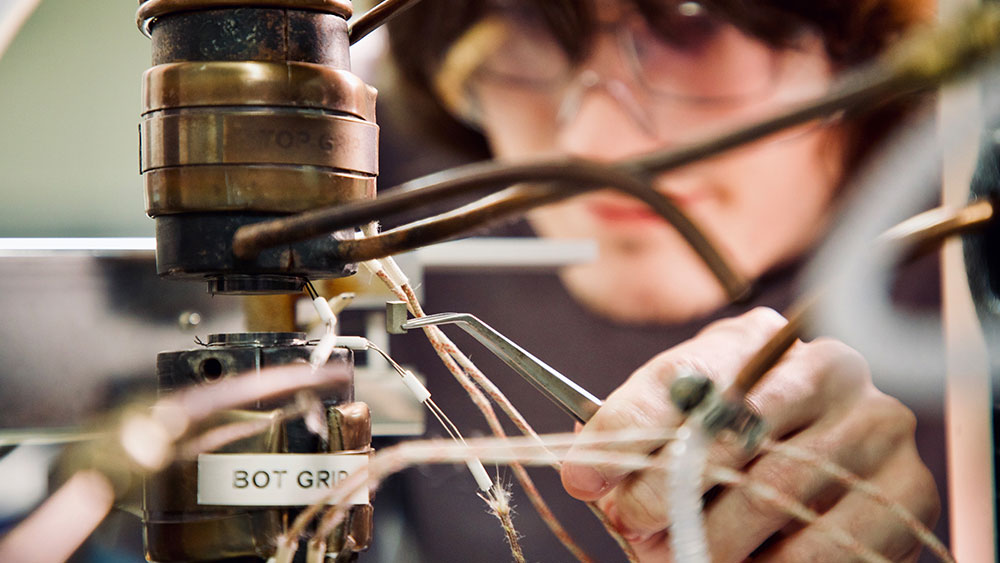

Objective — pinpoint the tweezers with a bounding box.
[397,311,603,423]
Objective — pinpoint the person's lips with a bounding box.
[585,190,711,224]
[586,201,662,223]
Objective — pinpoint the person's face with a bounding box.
[452,2,845,323]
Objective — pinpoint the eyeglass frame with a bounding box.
[432,4,833,139]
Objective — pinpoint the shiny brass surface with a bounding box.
[136,0,375,288]
[242,294,298,332]
[328,402,372,452]
[341,504,374,553]
[145,165,374,215]
[144,62,377,121]
[137,0,354,35]
[143,410,285,562]
[141,110,378,173]
[327,402,373,554]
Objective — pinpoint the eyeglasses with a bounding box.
[434,1,832,136]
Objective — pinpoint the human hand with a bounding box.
[561,308,940,562]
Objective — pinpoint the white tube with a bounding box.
[400,370,431,404]
[359,259,385,278]
[666,423,710,563]
[312,296,335,326]
[309,333,338,371]
[465,458,494,492]
[333,336,369,351]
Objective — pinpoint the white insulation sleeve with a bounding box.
[666,423,710,563]
[465,458,494,492]
[359,259,385,278]
[333,336,369,351]
[313,296,335,326]
[309,333,338,371]
[379,256,410,287]
[400,370,431,404]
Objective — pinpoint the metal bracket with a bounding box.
[385,301,409,334]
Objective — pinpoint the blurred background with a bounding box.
[0,0,151,237]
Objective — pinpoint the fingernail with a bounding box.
[562,464,609,498]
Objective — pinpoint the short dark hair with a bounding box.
[385,0,932,171]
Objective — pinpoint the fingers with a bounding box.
[561,307,789,500]
[752,442,940,563]
[700,390,911,562]
[600,337,870,541]
[560,364,683,499]
[561,306,938,563]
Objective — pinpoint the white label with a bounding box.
[197,453,369,506]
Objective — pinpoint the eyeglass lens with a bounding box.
[470,1,783,103]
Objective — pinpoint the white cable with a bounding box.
[357,224,385,276]
[379,256,410,288]
[367,258,498,495]
[364,340,496,494]
[666,423,710,563]
[357,224,392,284]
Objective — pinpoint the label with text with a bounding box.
[197,453,369,506]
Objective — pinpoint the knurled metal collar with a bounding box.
[137,0,353,36]
[206,331,309,347]
[140,110,379,174]
[143,61,377,121]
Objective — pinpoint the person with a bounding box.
[374,1,941,561]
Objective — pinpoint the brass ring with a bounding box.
[141,110,379,174]
[143,61,377,121]
[145,165,375,215]
[137,0,353,35]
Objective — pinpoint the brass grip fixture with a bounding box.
[143,332,370,562]
[138,0,378,295]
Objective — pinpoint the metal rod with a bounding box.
[349,0,424,44]
[234,3,1000,268]
[727,198,996,402]
[232,160,752,303]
